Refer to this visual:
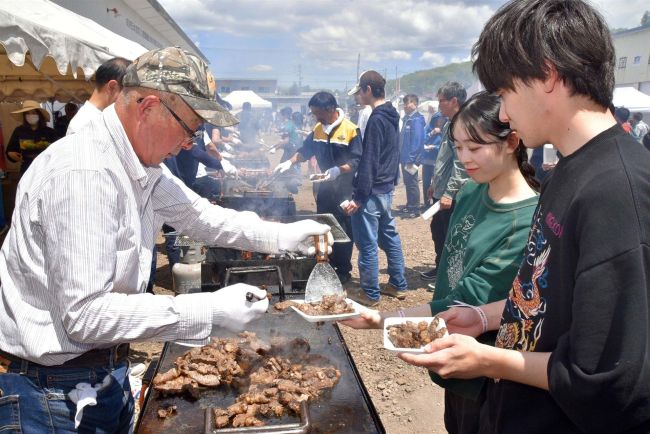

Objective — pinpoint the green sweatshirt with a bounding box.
[428,181,538,399]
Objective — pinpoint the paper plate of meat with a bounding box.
[290,294,363,323]
[383,316,448,353]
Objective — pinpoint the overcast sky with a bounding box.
[158,0,649,91]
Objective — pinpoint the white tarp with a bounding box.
[613,87,650,113]
[0,0,147,101]
[224,90,272,111]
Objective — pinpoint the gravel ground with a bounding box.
[132,134,448,433]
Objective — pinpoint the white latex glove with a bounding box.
[322,166,341,182]
[211,283,269,332]
[274,160,293,173]
[223,142,234,152]
[220,158,238,175]
[277,220,333,256]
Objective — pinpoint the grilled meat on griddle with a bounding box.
[152,331,341,429]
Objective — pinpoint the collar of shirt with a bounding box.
[321,108,346,136]
[103,105,161,188]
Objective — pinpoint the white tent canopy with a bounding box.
[613,87,650,113]
[223,90,272,112]
[418,100,438,114]
[0,0,147,102]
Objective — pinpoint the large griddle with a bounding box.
[136,310,384,434]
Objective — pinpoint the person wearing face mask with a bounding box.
[6,101,59,175]
[66,57,132,135]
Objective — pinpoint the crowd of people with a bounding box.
[0,0,649,433]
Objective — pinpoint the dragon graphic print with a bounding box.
[496,207,551,351]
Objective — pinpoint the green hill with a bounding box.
[386,61,475,98]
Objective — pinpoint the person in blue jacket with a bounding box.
[399,94,426,216]
[422,111,447,208]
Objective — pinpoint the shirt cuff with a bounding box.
[172,293,213,341]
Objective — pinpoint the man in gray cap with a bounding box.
[0,47,331,432]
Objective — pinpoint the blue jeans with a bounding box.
[351,192,407,299]
[0,360,134,433]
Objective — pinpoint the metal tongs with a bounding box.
[256,170,283,190]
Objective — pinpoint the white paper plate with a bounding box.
[290,298,363,323]
[383,316,448,353]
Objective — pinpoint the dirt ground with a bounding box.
[132,135,448,434]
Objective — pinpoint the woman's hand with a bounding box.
[7,151,22,162]
[339,309,381,329]
[398,334,490,379]
[438,307,484,337]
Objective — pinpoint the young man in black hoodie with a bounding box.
[343,71,407,306]
[399,1,650,433]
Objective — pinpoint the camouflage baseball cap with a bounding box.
[122,47,238,127]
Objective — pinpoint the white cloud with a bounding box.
[248,64,273,72]
[450,55,471,64]
[158,0,646,86]
[387,51,412,61]
[420,51,446,67]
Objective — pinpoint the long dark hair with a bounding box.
[449,91,539,191]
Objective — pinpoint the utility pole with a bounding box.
[395,66,399,96]
[297,64,302,91]
[356,53,360,79]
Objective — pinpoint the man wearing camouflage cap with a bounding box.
[0,47,331,432]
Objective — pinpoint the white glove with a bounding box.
[274,160,293,173]
[277,220,333,256]
[231,138,242,146]
[322,166,341,182]
[223,142,234,152]
[211,283,269,332]
[220,159,238,175]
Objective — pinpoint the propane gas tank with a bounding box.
[172,262,201,294]
[172,245,205,294]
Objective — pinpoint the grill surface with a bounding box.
[136,310,384,434]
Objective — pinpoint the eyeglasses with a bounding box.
[137,97,201,144]
[158,99,201,144]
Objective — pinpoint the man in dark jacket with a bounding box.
[275,92,362,283]
[343,71,407,306]
[399,94,426,216]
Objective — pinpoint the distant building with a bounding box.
[218,79,278,96]
[613,25,650,95]
[51,0,207,62]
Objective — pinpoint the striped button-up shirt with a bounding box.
[0,105,283,365]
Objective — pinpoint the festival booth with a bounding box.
[223,90,273,113]
[0,0,147,216]
[0,0,146,102]
[613,87,650,117]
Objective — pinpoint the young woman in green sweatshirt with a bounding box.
[341,91,539,434]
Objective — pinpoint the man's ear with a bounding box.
[543,61,560,94]
[107,80,122,95]
[135,94,160,119]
